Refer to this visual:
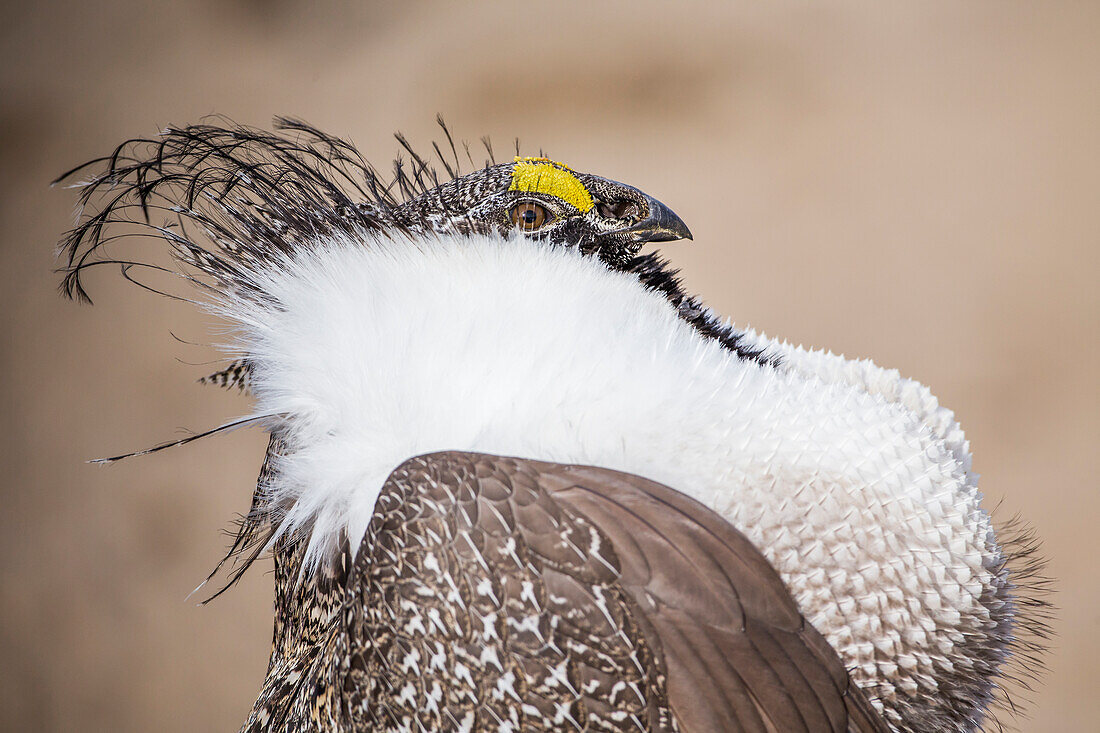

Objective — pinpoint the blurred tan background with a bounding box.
[1,1,1096,730]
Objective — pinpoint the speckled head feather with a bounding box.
[57,118,773,366]
[60,118,687,293]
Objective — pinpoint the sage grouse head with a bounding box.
[58,119,1048,732]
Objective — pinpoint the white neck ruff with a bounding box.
[218,232,1004,726]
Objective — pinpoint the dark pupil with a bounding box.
[521,209,537,224]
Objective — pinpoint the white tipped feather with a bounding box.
[218,231,1007,727]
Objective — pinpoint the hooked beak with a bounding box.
[611,194,693,244]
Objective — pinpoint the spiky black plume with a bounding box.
[56,117,473,304]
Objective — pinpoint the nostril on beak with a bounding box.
[598,201,640,220]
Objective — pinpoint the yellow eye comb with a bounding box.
[509,157,594,213]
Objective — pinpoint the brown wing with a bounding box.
[241,450,888,732]
[540,462,889,733]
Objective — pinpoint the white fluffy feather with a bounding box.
[218,231,1003,723]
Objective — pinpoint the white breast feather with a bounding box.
[215,231,1004,726]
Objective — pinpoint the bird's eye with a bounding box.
[510,202,551,231]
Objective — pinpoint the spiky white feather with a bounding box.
[216,231,1007,728]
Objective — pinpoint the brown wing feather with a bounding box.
[240,450,888,732]
[546,464,888,732]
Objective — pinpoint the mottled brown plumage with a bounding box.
[241,450,887,733]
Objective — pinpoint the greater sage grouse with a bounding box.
[58,120,1047,732]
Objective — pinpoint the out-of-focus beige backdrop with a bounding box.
[1,1,1096,730]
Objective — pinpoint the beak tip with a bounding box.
[642,195,693,244]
